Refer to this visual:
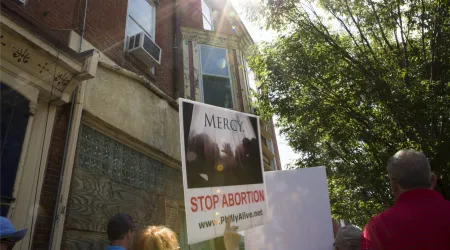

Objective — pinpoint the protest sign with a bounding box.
[244,167,334,250]
[179,99,269,244]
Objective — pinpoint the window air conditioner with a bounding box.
[127,32,162,66]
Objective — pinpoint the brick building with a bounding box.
[0,0,281,249]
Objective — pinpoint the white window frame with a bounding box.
[201,0,214,31]
[125,0,157,43]
[199,44,235,109]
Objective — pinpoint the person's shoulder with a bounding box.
[438,198,450,212]
[440,197,450,205]
[369,205,397,224]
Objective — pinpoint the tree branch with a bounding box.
[396,0,410,79]
[420,0,427,63]
[344,0,377,58]
[368,0,394,51]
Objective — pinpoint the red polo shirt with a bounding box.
[361,189,450,250]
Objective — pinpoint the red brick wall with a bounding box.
[179,0,202,29]
[155,0,176,96]
[3,0,179,98]
[23,0,78,27]
[32,105,71,250]
[3,0,237,99]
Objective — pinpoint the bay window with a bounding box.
[199,45,234,109]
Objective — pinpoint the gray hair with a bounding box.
[387,149,432,189]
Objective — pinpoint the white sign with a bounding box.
[245,167,334,250]
[179,99,269,244]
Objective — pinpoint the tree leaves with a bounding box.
[247,0,450,226]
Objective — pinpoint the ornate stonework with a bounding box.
[0,30,75,92]
[182,39,191,100]
[180,26,252,50]
[191,41,201,102]
[29,102,38,116]
[181,26,253,109]
[227,50,241,111]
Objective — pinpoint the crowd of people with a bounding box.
[1,149,449,250]
[103,213,240,250]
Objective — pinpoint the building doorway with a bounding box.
[0,83,30,216]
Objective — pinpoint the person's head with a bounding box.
[333,225,362,250]
[0,216,28,250]
[387,149,437,198]
[132,226,179,250]
[107,213,135,248]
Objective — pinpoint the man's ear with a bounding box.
[431,173,437,189]
[390,180,399,198]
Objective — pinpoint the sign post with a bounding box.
[179,99,269,244]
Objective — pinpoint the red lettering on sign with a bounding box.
[191,197,198,212]
[241,192,247,204]
[198,196,205,211]
[213,195,219,209]
[228,193,235,207]
[234,192,241,205]
[258,190,265,201]
[205,195,213,210]
[222,194,228,208]
[247,191,253,202]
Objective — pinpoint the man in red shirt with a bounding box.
[361,149,450,250]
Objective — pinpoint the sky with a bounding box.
[229,0,299,169]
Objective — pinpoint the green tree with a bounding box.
[247,0,450,226]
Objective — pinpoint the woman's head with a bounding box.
[133,226,179,250]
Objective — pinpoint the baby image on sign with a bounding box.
[179,99,269,244]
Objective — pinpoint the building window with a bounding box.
[126,0,156,40]
[201,0,214,31]
[200,45,233,108]
[76,125,183,200]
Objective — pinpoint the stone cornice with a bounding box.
[0,12,98,103]
[181,26,252,50]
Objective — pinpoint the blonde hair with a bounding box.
[132,226,179,250]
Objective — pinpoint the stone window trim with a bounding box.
[81,113,181,169]
[180,26,252,51]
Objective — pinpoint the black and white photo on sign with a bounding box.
[182,101,263,189]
